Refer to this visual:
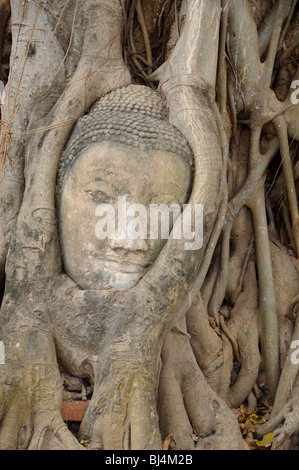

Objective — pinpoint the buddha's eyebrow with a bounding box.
[81,173,119,193]
[84,168,116,177]
[80,168,117,185]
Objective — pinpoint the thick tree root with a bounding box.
[0,365,83,450]
[78,362,162,450]
[28,412,83,450]
[159,319,245,450]
[220,260,260,408]
[255,385,299,450]
[186,294,223,393]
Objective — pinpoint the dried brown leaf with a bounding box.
[162,433,177,450]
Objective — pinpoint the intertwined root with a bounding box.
[0,364,84,450]
[159,325,245,450]
[254,398,299,450]
[272,407,299,450]
[253,354,299,450]
[78,366,162,450]
[27,412,83,450]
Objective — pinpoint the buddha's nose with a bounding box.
[110,236,148,252]
[110,210,149,252]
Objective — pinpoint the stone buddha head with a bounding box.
[57,85,193,290]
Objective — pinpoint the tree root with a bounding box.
[270,243,299,367]
[78,351,162,450]
[0,0,298,452]
[267,295,299,418]
[254,377,299,450]
[218,259,260,408]
[0,364,83,450]
[186,294,223,393]
[273,115,299,259]
[28,412,83,450]
[0,0,10,80]
[159,317,245,450]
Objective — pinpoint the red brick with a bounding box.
[61,400,90,422]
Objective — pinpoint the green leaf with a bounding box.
[254,433,275,447]
[249,413,266,424]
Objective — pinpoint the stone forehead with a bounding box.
[57,85,193,190]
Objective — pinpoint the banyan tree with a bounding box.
[0,0,298,450]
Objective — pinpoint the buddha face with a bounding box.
[59,141,192,290]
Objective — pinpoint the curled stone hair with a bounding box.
[57,84,193,191]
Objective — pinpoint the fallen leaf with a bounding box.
[80,439,91,449]
[254,432,275,448]
[162,433,177,450]
[255,407,271,414]
[243,432,257,450]
[249,413,266,424]
[245,420,255,433]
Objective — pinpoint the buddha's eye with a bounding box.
[84,190,113,204]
